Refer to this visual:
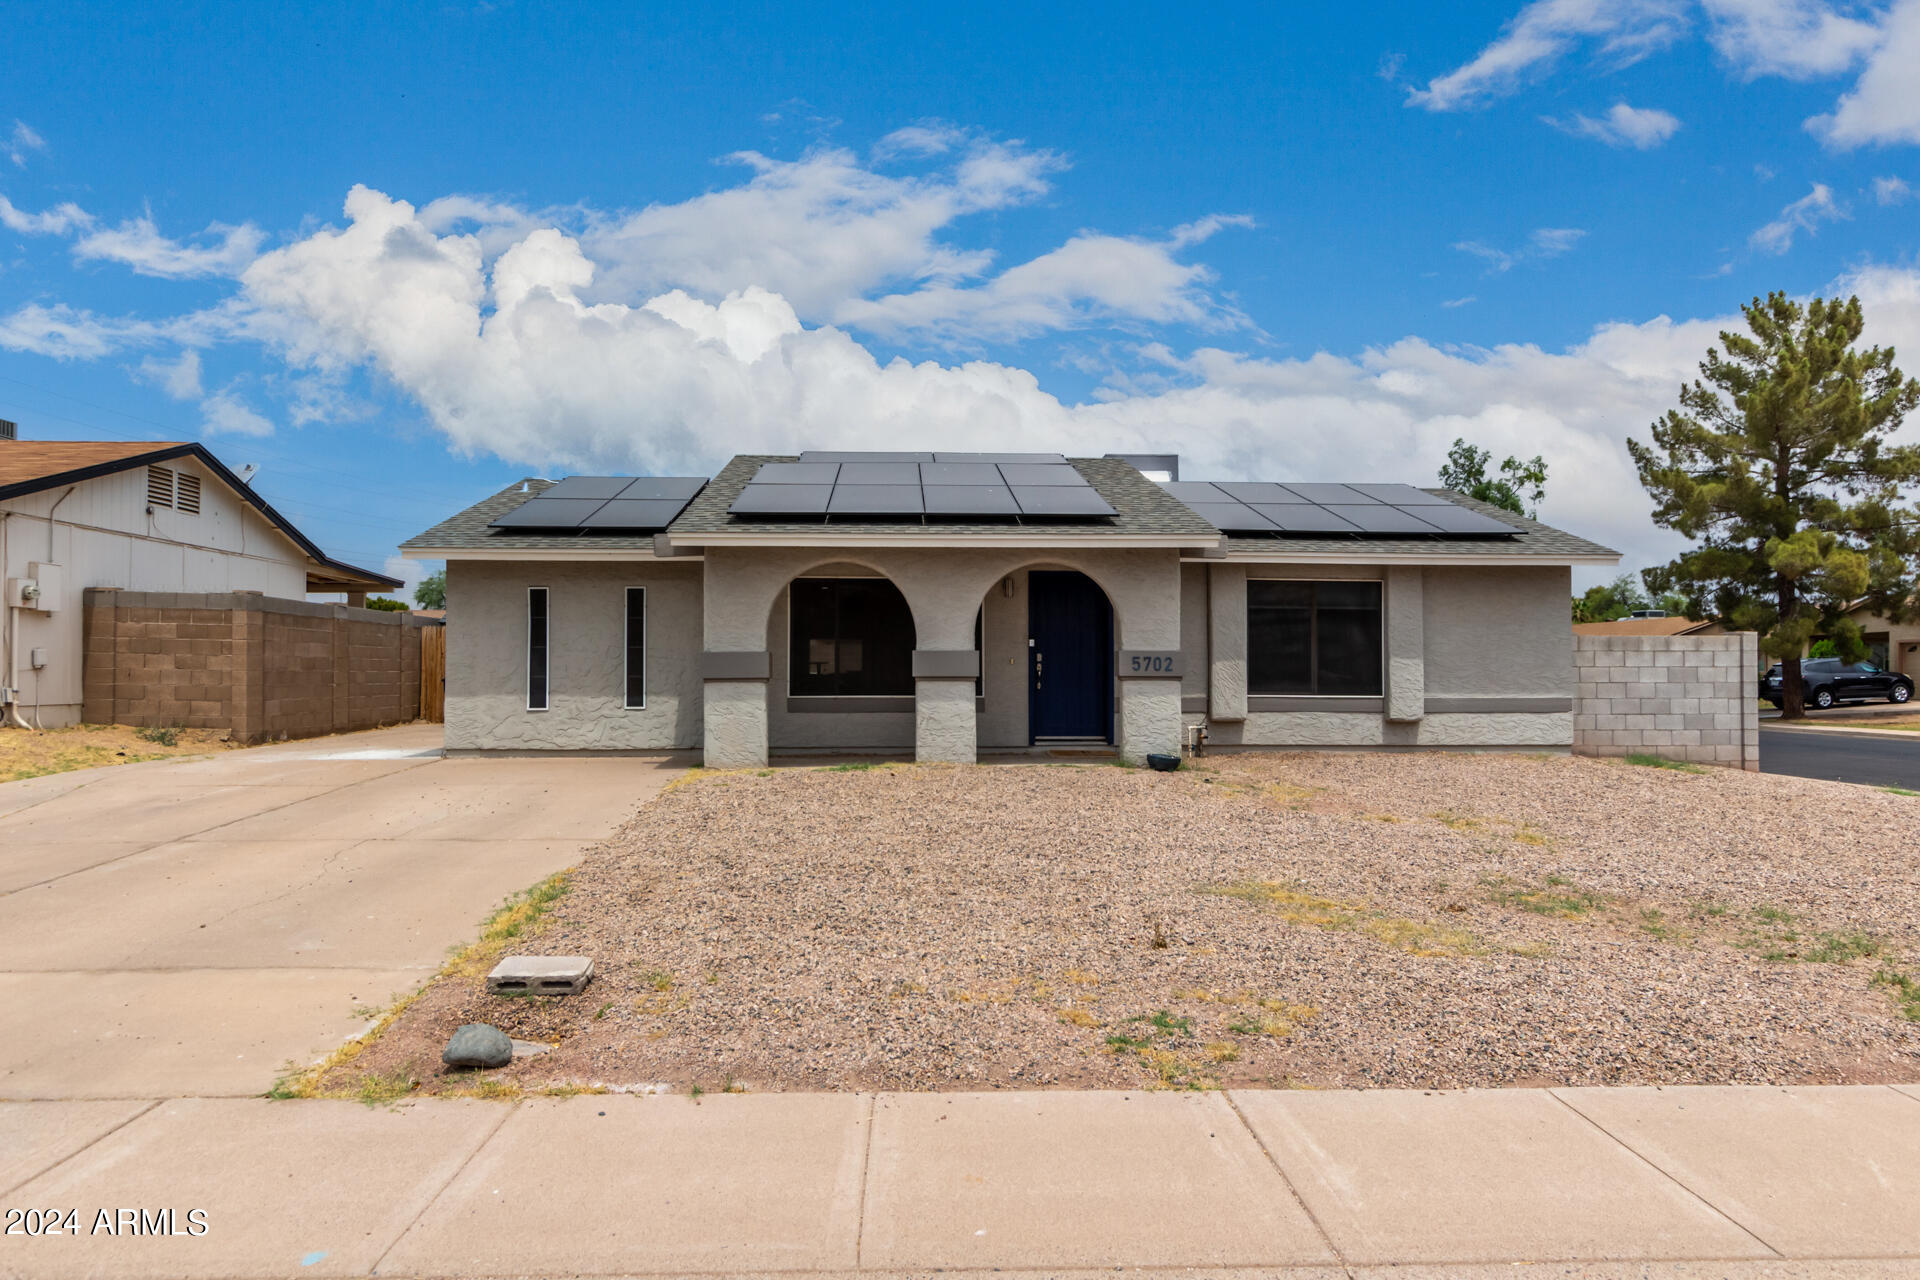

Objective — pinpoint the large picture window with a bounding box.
[527,587,550,711]
[789,578,915,697]
[624,587,646,709]
[1248,580,1382,696]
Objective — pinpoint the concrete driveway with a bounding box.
[0,725,688,1099]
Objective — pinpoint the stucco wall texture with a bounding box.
[448,551,1760,769]
[1572,632,1760,770]
[445,559,703,751]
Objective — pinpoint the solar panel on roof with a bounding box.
[579,499,690,529]
[1213,481,1302,503]
[828,484,924,514]
[542,476,633,500]
[753,462,840,484]
[489,499,609,528]
[931,452,1066,464]
[1187,502,1278,531]
[1262,506,1364,533]
[730,483,832,514]
[1404,503,1515,534]
[1012,486,1117,516]
[1281,482,1378,504]
[923,485,1020,515]
[1323,505,1445,534]
[999,463,1085,486]
[1345,483,1450,505]
[836,462,921,484]
[921,462,1002,485]
[797,451,935,462]
[617,477,706,500]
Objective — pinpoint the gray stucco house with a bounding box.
[402,451,1618,766]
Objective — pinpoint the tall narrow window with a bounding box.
[624,587,646,709]
[1248,580,1383,696]
[527,587,550,711]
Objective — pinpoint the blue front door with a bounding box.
[1028,570,1113,741]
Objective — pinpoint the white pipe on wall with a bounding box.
[1,509,25,730]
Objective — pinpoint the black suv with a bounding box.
[1761,658,1915,710]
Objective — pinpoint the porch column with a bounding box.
[1385,565,1425,722]
[912,649,978,764]
[1117,650,1184,765]
[701,651,769,768]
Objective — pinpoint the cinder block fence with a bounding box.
[82,588,437,744]
[1572,632,1760,771]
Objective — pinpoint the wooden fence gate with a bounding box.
[420,625,446,722]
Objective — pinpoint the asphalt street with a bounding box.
[1759,725,1920,789]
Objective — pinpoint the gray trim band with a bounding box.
[1424,696,1573,715]
[701,650,771,681]
[1181,695,1209,714]
[785,696,915,714]
[912,649,981,679]
[1247,695,1385,713]
[1116,650,1185,678]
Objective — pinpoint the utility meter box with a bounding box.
[3,578,37,609]
[25,563,63,613]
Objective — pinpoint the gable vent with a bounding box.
[147,465,175,508]
[175,471,202,514]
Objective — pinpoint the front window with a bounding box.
[789,578,915,697]
[1248,580,1383,696]
[527,587,550,711]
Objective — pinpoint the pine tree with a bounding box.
[1630,293,1920,718]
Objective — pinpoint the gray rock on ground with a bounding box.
[442,1022,513,1069]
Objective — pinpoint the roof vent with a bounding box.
[176,471,202,515]
[0,419,15,441]
[147,465,175,508]
[1106,453,1179,482]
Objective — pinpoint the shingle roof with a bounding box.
[1219,491,1618,560]
[405,468,1617,564]
[402,478,664,552]
[666,454,1220,539]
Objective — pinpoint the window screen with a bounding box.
[1248,580,1383,696]
[624,587,646,709]
[789,578,915,697]
[527,587,549,710]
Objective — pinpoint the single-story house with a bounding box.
[1572,615,1719,638]
[1,434,399,728]
[402,451,1619,765]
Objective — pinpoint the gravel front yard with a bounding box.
[317,752,1920,1096]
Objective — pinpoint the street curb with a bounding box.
[1759,722,1920,741]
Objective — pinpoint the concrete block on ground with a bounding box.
[487,955,594,996]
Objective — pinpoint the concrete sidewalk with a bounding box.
[4,1084,1918,1277]
[0,725,690,1099]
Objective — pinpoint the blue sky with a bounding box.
[3,0,1918,594]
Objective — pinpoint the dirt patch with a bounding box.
[0,723,239,783]
[314,753,1920,1097]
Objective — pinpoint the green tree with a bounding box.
[1572,573,1649,622]
[1438,438,1548,518]
[414,570,446,610]
[364,596,408,612]
[1630,292,1920,718]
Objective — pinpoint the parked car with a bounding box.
[1760,658,1914,709]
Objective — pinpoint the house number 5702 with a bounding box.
[1127,654,1175,673]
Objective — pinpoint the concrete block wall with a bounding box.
[1572,632,1759,770]
[83,589,435,744]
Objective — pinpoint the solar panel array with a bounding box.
[489,476,708,531]
[729,452,1118,518]
[1158,481,1515,537]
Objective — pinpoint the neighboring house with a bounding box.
[1828,600,1920,677]
[402,451,1619,766]
[1,437,399,729]
[1572,615,1719,638]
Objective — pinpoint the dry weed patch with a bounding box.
[1197,881,1484,958]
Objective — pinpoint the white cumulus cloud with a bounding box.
[74,215,265,279]
[1406,0,1690,111]
[1543,101,1682,147]
[1749,181,1847,253]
